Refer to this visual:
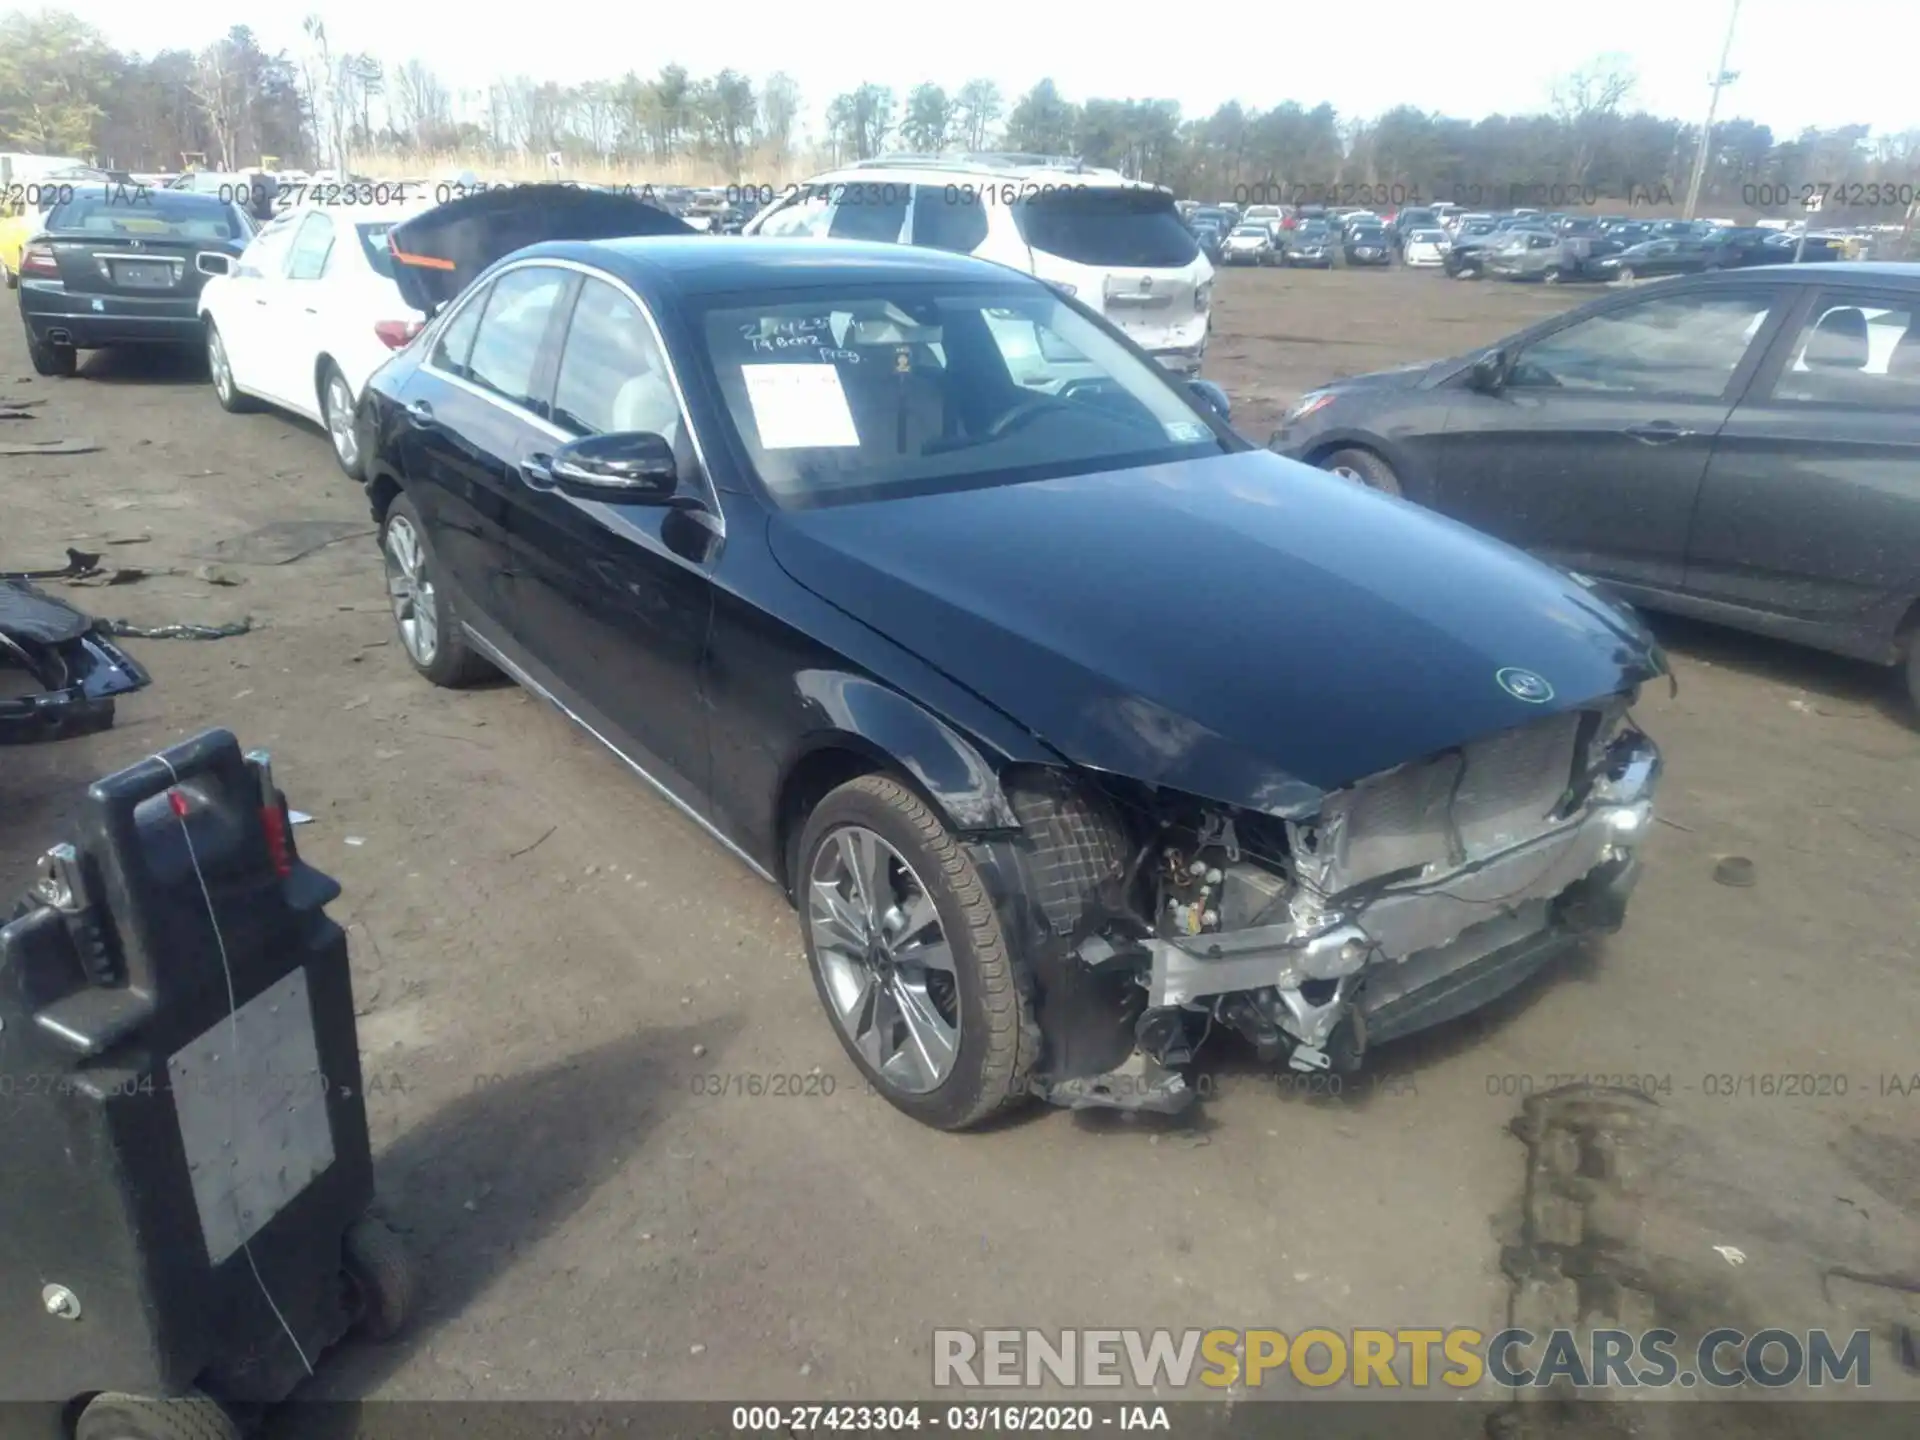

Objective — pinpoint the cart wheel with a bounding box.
[75,1391,241,1440]
[343,1214,417,1341]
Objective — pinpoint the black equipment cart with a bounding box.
[0,728,414,1440]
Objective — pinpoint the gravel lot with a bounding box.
[3,264,1917,1413]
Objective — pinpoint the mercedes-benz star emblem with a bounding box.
[1496,667,1554,703]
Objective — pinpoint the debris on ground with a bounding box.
[98,617,253,641]
[193,563,245,587]
[0,437,100,456]
[1712,855,1757,887]
[0,578,152,743]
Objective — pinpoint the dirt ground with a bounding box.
[3,264,1918,1414]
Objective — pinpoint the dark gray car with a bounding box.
[1269,264,1920,711]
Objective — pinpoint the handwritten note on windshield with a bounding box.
[741,363,861,450]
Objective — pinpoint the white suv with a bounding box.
[741,156,1213,375]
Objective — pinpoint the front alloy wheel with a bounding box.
[810,824,960,1095]
[798,775,1038,1129]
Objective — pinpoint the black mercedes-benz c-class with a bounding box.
[351,186,1665,1130]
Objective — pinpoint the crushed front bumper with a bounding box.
[1,579,153,743]
[1145,734,1659,1066]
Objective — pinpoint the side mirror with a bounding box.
[1188,378,1232,422]
[541,431,686,503]
[1467,349,1508,394]
[196,252,233,277]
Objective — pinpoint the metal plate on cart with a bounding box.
[169,966,335,1265]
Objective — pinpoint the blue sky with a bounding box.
[66,0,1920,140]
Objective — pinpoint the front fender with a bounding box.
[786,671,1021,832]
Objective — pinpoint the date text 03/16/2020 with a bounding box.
[731,1405,1172,1432]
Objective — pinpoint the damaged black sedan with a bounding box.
[357,190,1665,1129]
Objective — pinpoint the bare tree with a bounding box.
[1551,55,1636,182]
[190,38,243,167]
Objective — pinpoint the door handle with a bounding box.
[303,306,318,315]
[1624,422,1695,445]
[405,399,435,428]
[253,297,267,306]
[521,453,557,490]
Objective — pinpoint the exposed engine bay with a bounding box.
[1023,697,1661,1113]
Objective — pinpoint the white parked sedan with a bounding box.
[1402,228,1451,267]
[199,200,431,477]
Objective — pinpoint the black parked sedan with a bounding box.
[16,184,255,377]
[356,189,1664,1129]
[1342,225,1392,266]
[1271,263,1920,711]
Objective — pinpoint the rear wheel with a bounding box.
[205,321,255,412]
[382,494,494,688]
[2,258,16,290]
[319,361,362,478]
[797,775,1039,1130]
[1616,266,1636,284]
[1321,447,1403,497]
[24,324,75,377]
[1904,635,1920,720]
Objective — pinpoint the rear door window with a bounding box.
[909,185,987,254]
[826,183,910,243]
[466,266,571,412]
[1012,189,1199,269]
[429,281,488,378]
[754,188,834,237]
[285,212,335,280]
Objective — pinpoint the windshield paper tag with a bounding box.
[741,363,860,449]
[1164,420,1209,442]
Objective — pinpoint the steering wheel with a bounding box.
[986,393,1075,441]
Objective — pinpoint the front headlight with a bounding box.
[1194,281,1211,312]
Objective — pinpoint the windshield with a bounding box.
[1013,188,1199,269]
[698,283,1228,510]
[45,189,247,241]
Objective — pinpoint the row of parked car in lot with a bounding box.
[1183,196,1872,282]
[5,148,1917,1129]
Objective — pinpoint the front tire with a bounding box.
[1903,634,1920,720]
[1321,446,1403,497]
[205,320,255,412]
[381,494,494,688]
[797,775,1039,1131]
[1616,266,1636,285]
[75,1392,241,1440]
[25,325,75,377]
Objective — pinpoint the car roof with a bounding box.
[514,235,1035,296]
[57,183,235,205]
[1704,260,1920,285]
[800,161,1150,191]
[277,201,427,224]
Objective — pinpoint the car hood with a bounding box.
[766,451,1663,815]
[385,184,693,312]
[1323,360,1436,394]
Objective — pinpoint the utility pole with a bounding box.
[1682,0,1743,220]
